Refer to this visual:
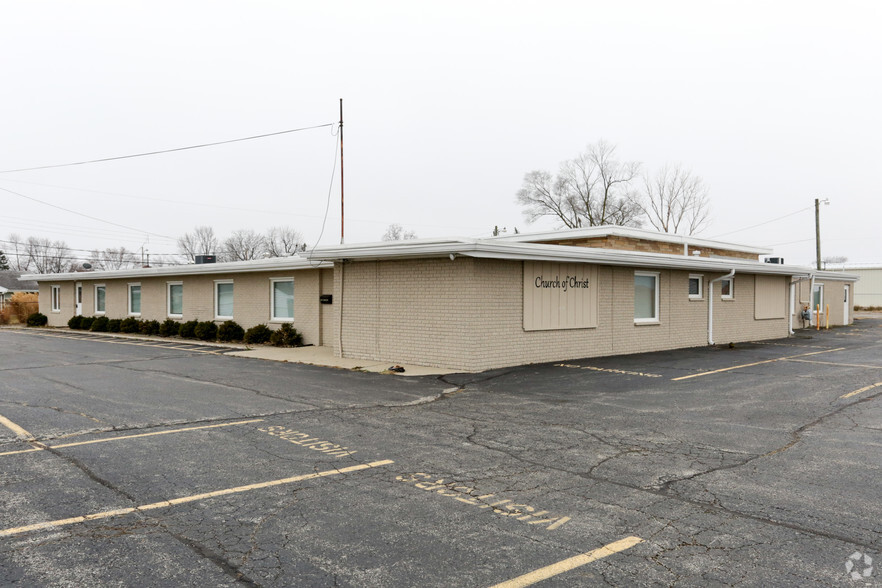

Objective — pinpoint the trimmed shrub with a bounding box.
[27,312,48,327]
[159,319,180,337]
[79,316,95,330]
[270,323,303,347]
[139,319,160,336]
[194,321,218,341]
[243,324,272,345]
[68,315,83,330]
[179,320,198,339]
[217,320,244,342]
[120,317,140,333]
[90,316,109,332]
[107,318,121,333]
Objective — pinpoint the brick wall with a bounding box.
[41,269,323,344]
[333,258,792,371]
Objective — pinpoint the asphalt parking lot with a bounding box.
[1,318,881,587]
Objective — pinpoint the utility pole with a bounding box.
[339,98,344,244]
[815,198,829,270]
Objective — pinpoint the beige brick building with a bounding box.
[27,227,858,371]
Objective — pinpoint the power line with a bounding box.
[0,238,187,259]
[710,206,813,239]
[0,123,336,174]
[0,185,175,241]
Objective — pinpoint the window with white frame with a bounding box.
[270,278,294,321]
[812,284,824,314]
[215,280,234,319]
[167,282,183,317]
[51,285,61,312]
[688,275,703,299]
[634,271,660,323]
[720,278,734,300]
[95,285,106,314]
[128,283,141,315]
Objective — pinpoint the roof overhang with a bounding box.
[22,256,332,282]
[309,239,857,279]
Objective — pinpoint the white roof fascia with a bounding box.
[811,271,861,282]
[22,256,331,282]
[462,242,815,276]
[489,225,772,255]
[310,239,853,278]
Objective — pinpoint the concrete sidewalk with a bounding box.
[228,345,460,376]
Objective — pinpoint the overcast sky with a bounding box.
[1,1,879,267]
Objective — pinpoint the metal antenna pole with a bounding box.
[339,99,344,244]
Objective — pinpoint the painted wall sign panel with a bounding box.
[524,262,598,331]
[755,274,786,319]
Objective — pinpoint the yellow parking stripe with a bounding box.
[0,413,35,440]
[0,460,394,538]
[672,347,846,381]
[0,419,264,457]
[840,382,882,399]
[489,536,644,587]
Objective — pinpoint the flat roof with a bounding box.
[488,225,772,255]
[22,255,332,282]
[309,237,856,280]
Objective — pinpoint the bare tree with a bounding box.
[5,234,30,272]
[264,226,305,257]
[177,226,220,261]
[26,237,71,274]
[822,255,848,269]
[639,164,711,235]
[516,140,642,228]
[382,224,418,241]
[88,247,139,270]
[223,229,265,261]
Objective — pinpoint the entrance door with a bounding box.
[75,282,83,316]
[844,285,850,324]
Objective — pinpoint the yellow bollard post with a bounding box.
[826,304,830,329]
[816,304,820,331]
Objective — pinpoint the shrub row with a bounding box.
[63,316,303,347]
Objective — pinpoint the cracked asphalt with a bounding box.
[1,318,881,587]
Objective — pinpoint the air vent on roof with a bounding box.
[195,255,216,264]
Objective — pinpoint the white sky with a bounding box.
[1,1,879,266]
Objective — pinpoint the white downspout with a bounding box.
[789,274,811,334]
[809,273,816,327]
[708,269,735,345]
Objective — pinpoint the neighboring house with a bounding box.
[23,226,859,371]
[0,271,39,311]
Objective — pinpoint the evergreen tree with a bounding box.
[0,250,9,270]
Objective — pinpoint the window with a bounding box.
[95,285,106,314]
[688,275,703,299]
[634,272,659,324]
[271,278,294,321]
[51,285,61,312]
[215,281,234,319]
[812,284,824,313]
[167,282,183,317]
[720,278,734,299]
[128,283,141,316]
